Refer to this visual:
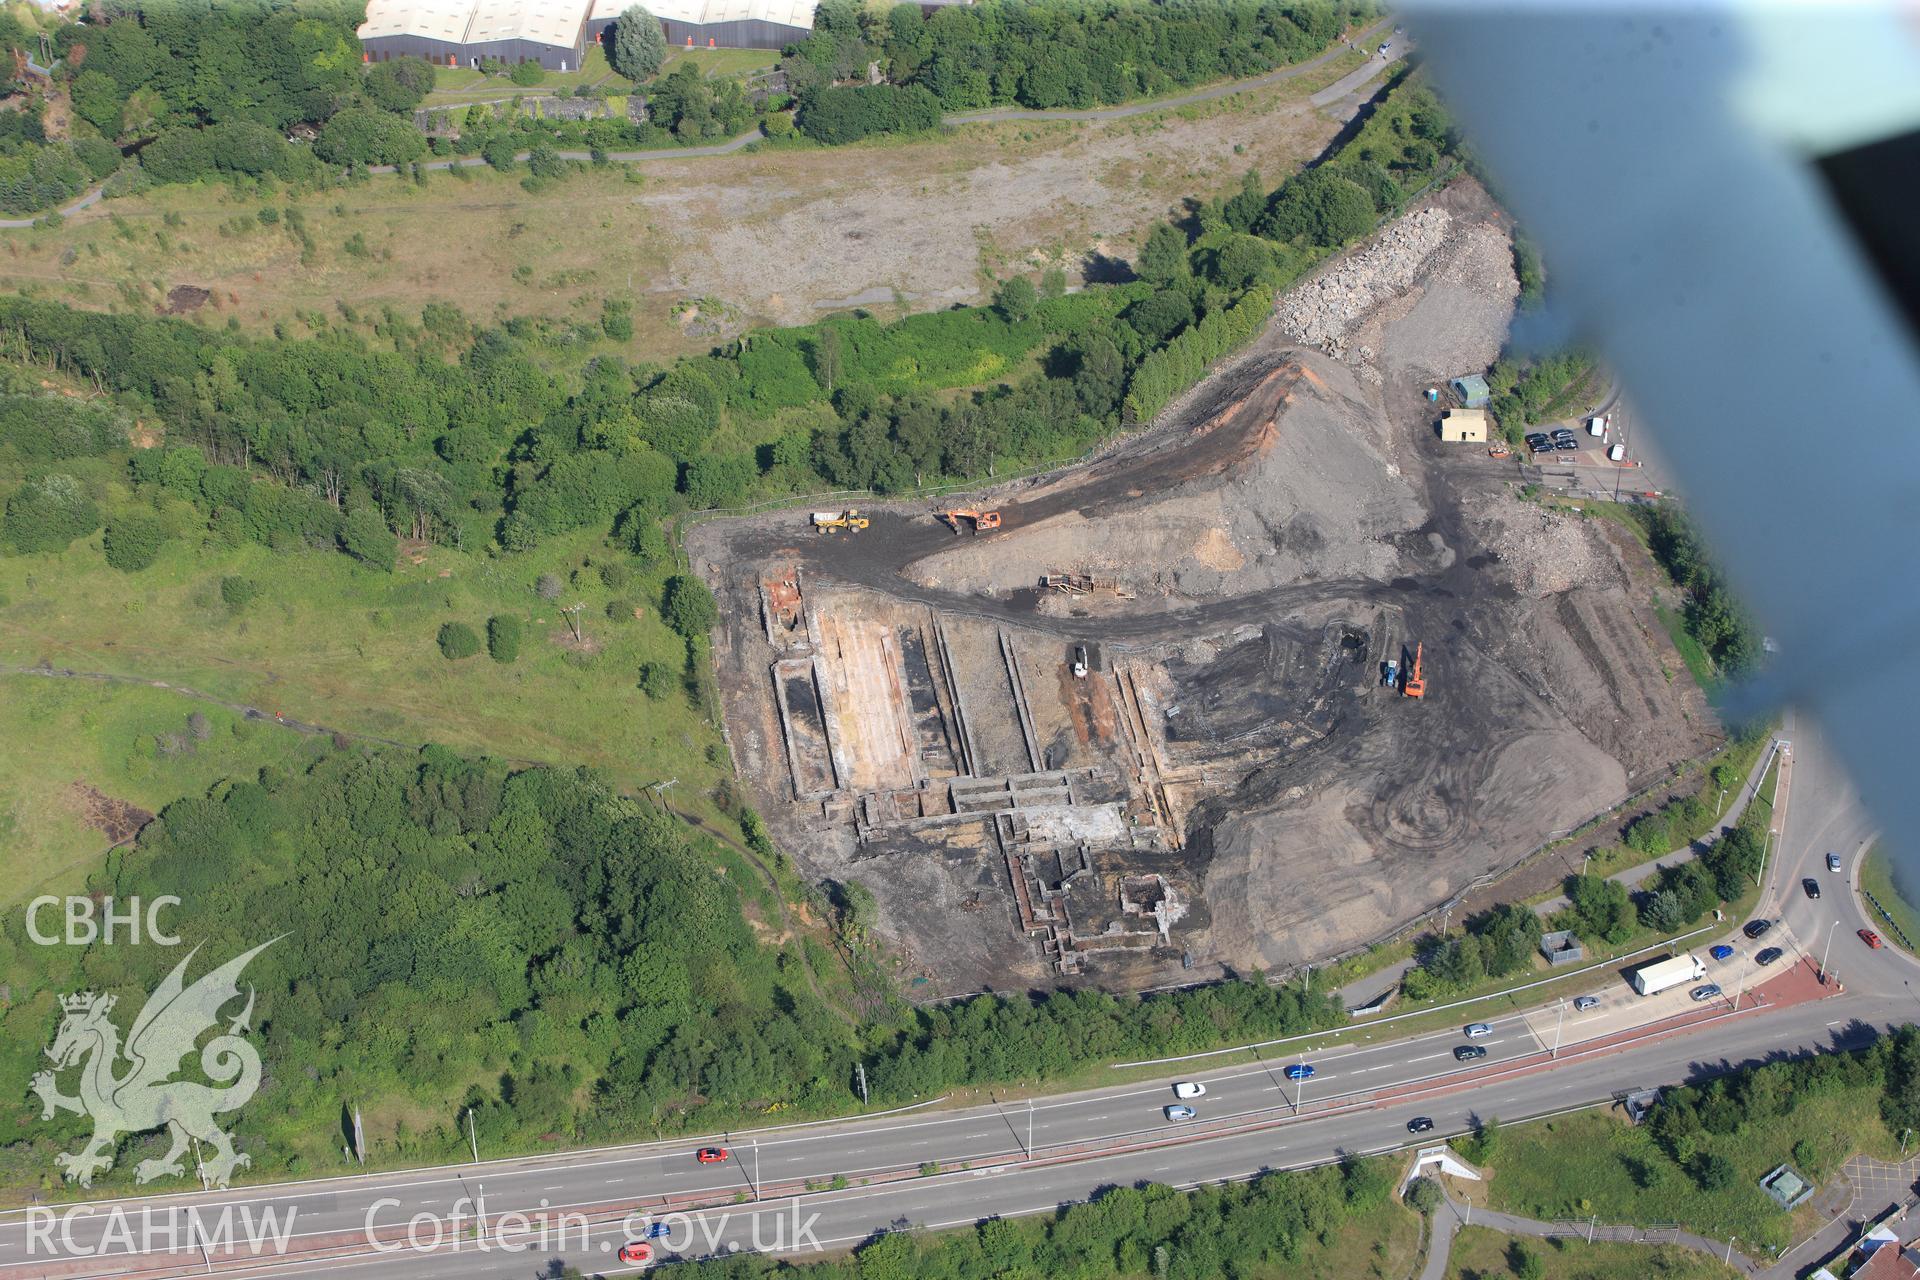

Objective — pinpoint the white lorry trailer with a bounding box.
[1629,953,1706,996]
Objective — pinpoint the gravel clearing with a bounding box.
[1471,499,1627,597]
[1277,207,1453,362]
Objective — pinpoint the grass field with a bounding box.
[1859,844,1920,956]
[0,513,734,895]
[659,46,780,77]
[1481,1095,1895,1251]
[0,677,327,905]
[1446,1225,1737,1280]
[0,64,1349,356]
[421,45,637,106]
[1299,1199,1424,1280]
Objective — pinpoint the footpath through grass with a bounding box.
[1446,1225,1737,1280]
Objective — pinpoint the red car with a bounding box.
[695,1146,729,1164]
[1860,929,1885,950]
[617,1242,653,1264]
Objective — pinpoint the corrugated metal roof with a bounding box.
[360,0,476,42]
[586,0,816,29]
[468,0,590,47]
[361,0,593,49]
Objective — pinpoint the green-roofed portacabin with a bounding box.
[1451,374,1491,408]
[1760,1163,1815,1210]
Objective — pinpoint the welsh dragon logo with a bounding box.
[31,940,277,1189]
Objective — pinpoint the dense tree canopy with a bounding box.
[785,0,1366,113]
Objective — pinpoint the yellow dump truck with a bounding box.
[811,509,869,533]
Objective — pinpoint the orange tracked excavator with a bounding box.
[938,508,1001,534]
[1403,642,1427,698]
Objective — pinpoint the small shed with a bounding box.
[1761,1164,1816,1210]
[1439,407,1488,443]
[1622,1088,1662,1124]
[1451,374,1491,408]
[1540,929,1585,967]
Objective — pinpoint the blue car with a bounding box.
[1710,944,1734,962]
[1284,1063,1315,1081]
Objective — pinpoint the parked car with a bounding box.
[1860,928,1885,950]
[1756,947,1783,965]
[1165,1105,1197,1121]
[1743,919,1773,940]
[1172,1081,1206,1099]
[1828,852,1844,872]
[1454,1045,1488,1061]
[1554,439,1580,450]
[1690,983,1723,1002]
[1710,943,1735,961]
[1464,1022,1493,1038]
[695,1147,729,1164]
[1803,877,1822,900]
[1284,1063,1315,1081]
[1407,1116,1435,1133]
[618,1242,654,1264]
[1573,995,1600,1011]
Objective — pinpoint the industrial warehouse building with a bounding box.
[359,0,820,68]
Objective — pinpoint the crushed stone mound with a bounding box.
[1470,498,1627,597]
[907,355,1427,603]
[1277,207,1453,360]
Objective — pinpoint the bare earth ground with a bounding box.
[0,66,1356,358]
[690,180,1715,996]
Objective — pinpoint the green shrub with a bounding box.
[638,661,675,699]
[2,471,99,554]
[1403,1175,1442,1215]
[486,614,521,663]
[338,507,396,570]
[437,621,482,660]
[661,574,717,639]
[601,298,633,341]
[1692,1152,1736,1191]
[219,576,258,609]
[103,512,166,571]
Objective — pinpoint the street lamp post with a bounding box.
[464,1108,479,1164]
[1820,919,1840,984]
[1730,950,1753,1012]
[1552,998,1567,1058]
[1726,1236,1737,1265]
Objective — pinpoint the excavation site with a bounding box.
[689,185,1713,997]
